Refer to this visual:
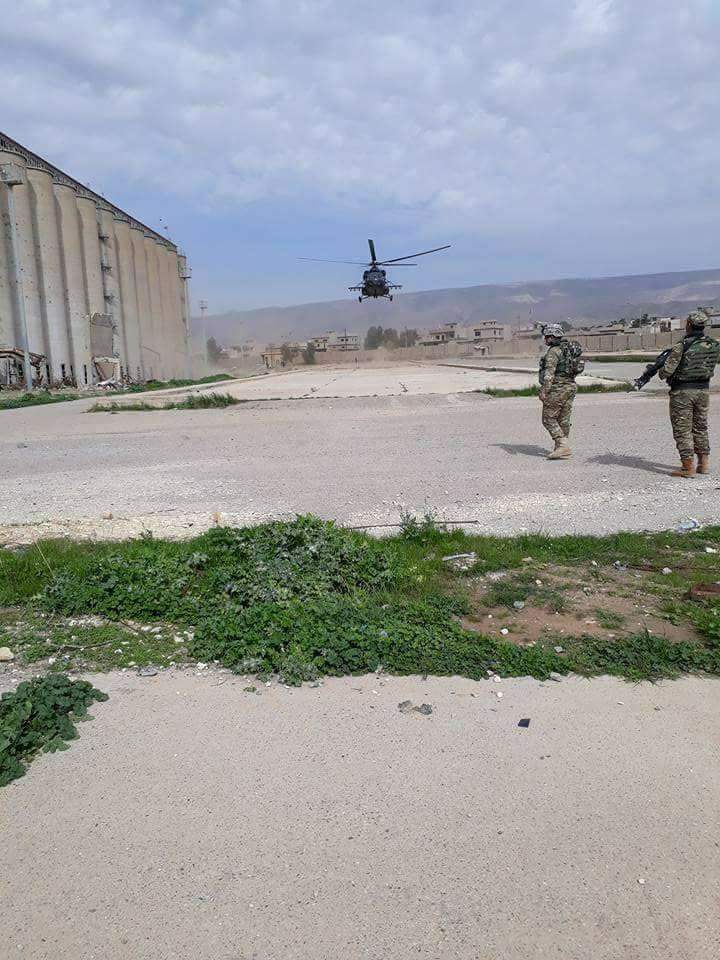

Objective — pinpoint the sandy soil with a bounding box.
[3,669,719,960]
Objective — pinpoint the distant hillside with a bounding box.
[203,268,720,345]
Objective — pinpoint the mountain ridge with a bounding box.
[202,267,720,345]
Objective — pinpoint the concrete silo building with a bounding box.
[0,131,191,388]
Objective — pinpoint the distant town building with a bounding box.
[309,331,360,352]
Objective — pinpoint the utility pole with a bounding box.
[0,161,33,391]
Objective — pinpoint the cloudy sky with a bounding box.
[2,0,719,311]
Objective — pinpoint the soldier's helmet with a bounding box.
[687,310,707,328]
[544,323,564,339]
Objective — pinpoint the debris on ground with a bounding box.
[398,700,433,716]
[662,567,673,576]
[0,647,15,662]
[137,666,158,677]
[688,582,720,602]
[442,552,477,571]
[676,518,701,532]
[518,718,531,728]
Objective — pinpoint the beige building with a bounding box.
[0,131,190,388]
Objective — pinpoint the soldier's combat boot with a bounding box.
[696,453,710,475]
[671,458,696,478]
[547,438,571,460]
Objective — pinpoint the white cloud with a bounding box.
[1,0,719,305]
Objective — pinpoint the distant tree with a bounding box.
[382,327,400,348]
[398,328,419,348]
[280,343,298,364]
[206,336,226,361]
[302,343,316,365]
[364,325,384,350]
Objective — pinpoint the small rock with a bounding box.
[554,645,564,654]
[548,672,563,682]
[493,675,502,683]
[398,700,414,714]
[705,547,717,554]
[513,601,525,610]
[138,666,158,677]
[196,662,208,671]
[309,681,321,688]
[662,567,672,576]
[102,512,113,520]
[414,703,433,716]
[0,647,15,662]
[500,628,509,636]
[496,691,504,699]
[637,878,646,886]
[243,685,257,693]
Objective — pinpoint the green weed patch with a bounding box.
[0,392,81,411]
[478,383,629,398]
[2,517,719,685]
[0,674,108,786]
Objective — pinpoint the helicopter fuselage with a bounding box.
[349,266,401,301]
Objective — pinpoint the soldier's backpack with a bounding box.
[671,335,720,384]
[557,340,585,378]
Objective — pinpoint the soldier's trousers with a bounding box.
[669,389,710,459]
[542,383,577,441]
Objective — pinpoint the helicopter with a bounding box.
[300,239,451,302]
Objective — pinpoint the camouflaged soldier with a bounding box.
[538,323,584,459]
[659,310,720,477]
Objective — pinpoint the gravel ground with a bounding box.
[1,370,719,543]
[3,669,719,960]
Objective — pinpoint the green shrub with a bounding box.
[0,674,108,786]
[42,516,401,622]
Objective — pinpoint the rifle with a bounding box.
[632,348,673,390]
[632,338,694,391]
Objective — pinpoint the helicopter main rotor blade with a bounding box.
[378,244,451,265]
[368,239,377,262]
[297,258,372,265]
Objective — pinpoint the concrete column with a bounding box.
[177,253,192,379]
[155,239,175,377]
[0,156,20,349]
[97,205,126,370]
[130,223,156,379]
[54,178,91,387]
[113,215,143,380]
[161,245,183,377]
[143,234,166,379]
[27,163,72,383]
[77,193,105,316]
[0,151,46,364]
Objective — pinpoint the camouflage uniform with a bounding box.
[540,343,577,441]
[659,333,719,459]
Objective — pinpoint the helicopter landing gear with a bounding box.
[358,296,363,303]
[389,295,394,302]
